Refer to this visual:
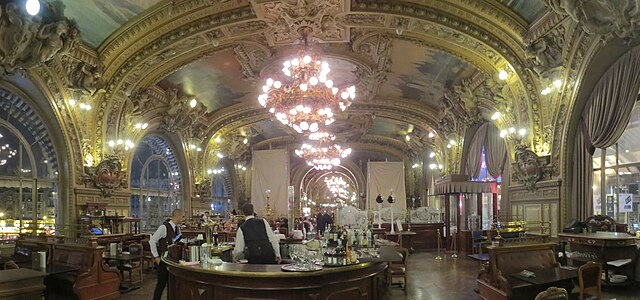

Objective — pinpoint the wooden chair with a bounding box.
[535,287,568,300]
[389,247,409,293]
[578,262,602,300]
[3,260,19,270]
[141,239,155,272]
[471,230,484,254]
[120,242,143,287]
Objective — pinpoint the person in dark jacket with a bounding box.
[149,209,184,300]
[233,203,281,264]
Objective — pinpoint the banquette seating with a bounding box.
[477,242,558,300]
[10,237,121,300]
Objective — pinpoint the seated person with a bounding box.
[233,203,281,264]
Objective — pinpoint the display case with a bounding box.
[435,175,497,251]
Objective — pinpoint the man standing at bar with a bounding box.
[233,203,281,264]
[150,208,184,300]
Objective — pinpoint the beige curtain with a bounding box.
[465,125,488,178]
[366,162,407,211]
[251,149,290,217]
[572,46,640,220]
[484,124,507,178]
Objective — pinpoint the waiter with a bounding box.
[150,208,184,300]
[233,203,281,264]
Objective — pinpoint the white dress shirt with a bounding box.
[233,215,280,260]
[149,220,177,258]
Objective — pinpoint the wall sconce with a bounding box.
[500,127,527,144]
[107,139,135,151]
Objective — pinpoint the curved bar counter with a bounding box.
[164,258,388,300]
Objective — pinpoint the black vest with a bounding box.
[240,218,276,264]
[157,221,178,256]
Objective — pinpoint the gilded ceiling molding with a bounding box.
[28,63,85,184]
[352,0,542,146]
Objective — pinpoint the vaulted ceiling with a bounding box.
[44,0,553,172]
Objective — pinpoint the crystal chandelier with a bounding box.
[257,32,356,134]
[295,132,351,170]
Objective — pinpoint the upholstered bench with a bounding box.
[477,243,558,300]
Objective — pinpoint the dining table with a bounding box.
[509,266,578,297]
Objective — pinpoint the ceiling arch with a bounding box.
[87,0,542,147]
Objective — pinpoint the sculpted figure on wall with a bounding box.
[547,0,640,40]
[439,78,481,135]
[160,88,207,133]
[525,36,563,76]
[68,61,104,96]
[0,2,78,74]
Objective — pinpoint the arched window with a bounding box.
[0,90,59,238]
[592,104,640,228]
[130,135,182,231]
[209,161,231,215]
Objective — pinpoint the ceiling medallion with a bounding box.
[258,28,356,134]
[295,132,351,170]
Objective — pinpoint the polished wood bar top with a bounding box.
[163,257,378,278]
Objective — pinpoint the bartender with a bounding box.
[233,203,281,264]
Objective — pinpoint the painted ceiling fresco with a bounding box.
[46,0,162,47]
[499,0,547,22]
[379,39,476,108]
[158,49,253,112]
[368,117,413,139]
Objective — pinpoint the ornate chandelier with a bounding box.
[295,133,351,170]
[258,34,355,134]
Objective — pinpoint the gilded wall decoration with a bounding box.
[512,145,552,192]
[81,155,129,197]
[547,0,640,41]
[233,41,273,80]
[160,88,207,133]
[0,2,78,75]
[253,0,349,45]
[67,61,104,96]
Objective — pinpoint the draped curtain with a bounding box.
[572,46,640,220]
[484,124,507,178]
[465,123,506,179]
[465,125,488,178]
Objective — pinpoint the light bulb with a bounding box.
[325,80,333,88]
[300,121,309,130]
[430,152,436,158]
[214,137,221,143]
[498,70,508,80]
[25,0,40,16]
[266,78,274,86]
[303,55,312,64]
[341,91,349,99]
[518,128,527,136]
[553,79,562,88]
[331,87,339,94]
[273,81,282,89]
[309,77,318,85]
[300,83,308,91]
[262,85,269,93]
[500,130,508,138]
[491,112,501,120]
[509,127,516,133]
[189,98,197,108]
[68,99,76,106]
[291,58,299,66]
[428,132,435,138]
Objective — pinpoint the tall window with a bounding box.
[0,93,59,239]
[210,165,231,215]
[130,136,181,231]
[592,104,640,228]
